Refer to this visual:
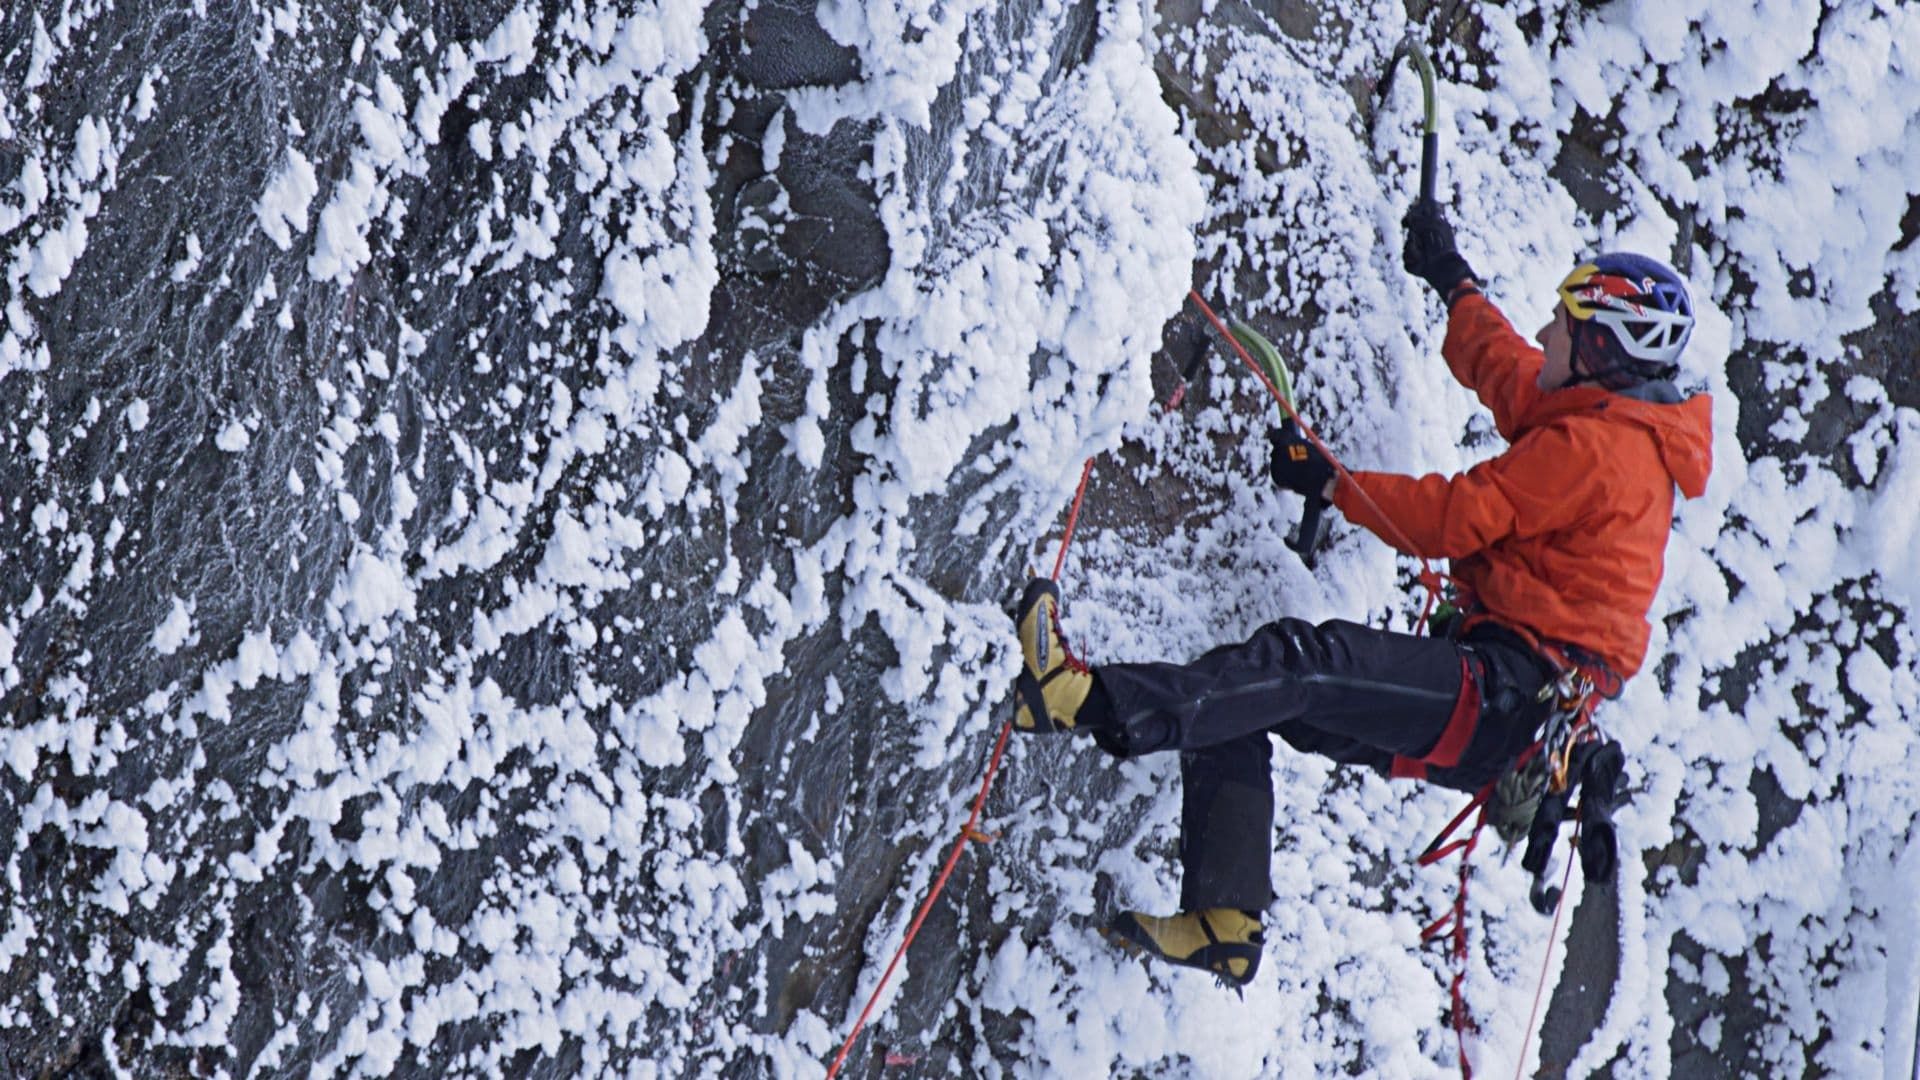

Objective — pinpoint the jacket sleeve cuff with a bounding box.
[1331,471,1361,513]
[1445,279,1481,311]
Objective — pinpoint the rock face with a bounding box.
[3,0,1917,1077]
[2,1,805,1073]
[3,0,1122,1073]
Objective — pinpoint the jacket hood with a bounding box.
[1526,385,1714,499]
[1605,392,1714,499]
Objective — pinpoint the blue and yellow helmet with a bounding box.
[1556,253,1694,384]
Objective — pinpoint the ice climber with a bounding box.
[1008,201,1713,987]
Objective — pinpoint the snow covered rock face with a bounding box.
[1,0,767,1073]
[1,2,1917,1079]
[0,0,1194,1074]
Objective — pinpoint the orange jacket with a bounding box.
[1332,292,1713,678]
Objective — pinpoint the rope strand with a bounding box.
[824,725,1011,1077]
[826,460,1097,1077]
[1052,458,1095,581]
[1514,824,1582,1080]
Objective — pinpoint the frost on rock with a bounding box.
[151,596,196,656]
[256,147,319,251]
[0,0,1916,1077]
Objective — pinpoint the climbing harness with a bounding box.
[1410,640,1622,1078]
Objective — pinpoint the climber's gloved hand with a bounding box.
[1268,420,1335,499]
[1520,787,1567,877]
[1402,200,1478,301]
[1577,741,1627,885]
[1578,816,1618,884]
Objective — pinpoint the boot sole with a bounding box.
[1102,913,1261,989]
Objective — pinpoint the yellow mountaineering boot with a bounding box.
[1104,908,1265,989]
[1012,577,1092,733]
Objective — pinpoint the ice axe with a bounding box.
[1228,319,1330,570]
[1378,35,1440,206]
[1183,293,1334,571]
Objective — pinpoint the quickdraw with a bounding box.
[1526,668,1602,916]
[1543,667,1600,794]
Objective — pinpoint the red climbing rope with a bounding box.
[1515,825,1582,1080]
[824,723,1011,1078]
[1418,788,1495,1080]
[1052,458,1096,581]
[825,459,1097,1078]
[1417,804,1580,1080]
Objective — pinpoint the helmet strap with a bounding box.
[1566,359,1674,391]
[1563,323,1646,390]
[1561,325,1605,387]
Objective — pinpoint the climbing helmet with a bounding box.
[1556,252,1694,384]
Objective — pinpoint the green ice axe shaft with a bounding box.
[1229,319,1329,570]
[1386,37,1440,205]
[1230,317,1292,406]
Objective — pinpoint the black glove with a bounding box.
[1268,420,1334,498]
[1521,740,1627,885]
[1521,785,1567,878]
[1402,201,1477,300]
[1576,741,1626,885]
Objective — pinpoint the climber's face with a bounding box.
[1535,304,1576,390]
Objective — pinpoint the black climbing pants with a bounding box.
[1086,617,1555,913]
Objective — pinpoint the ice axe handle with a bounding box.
[1419,130,1438,206]
[1286,492,1331,570]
